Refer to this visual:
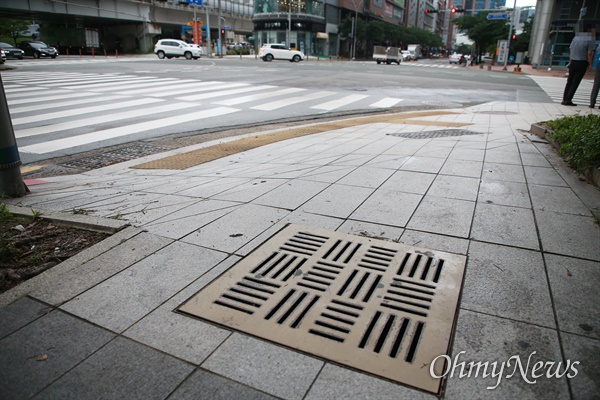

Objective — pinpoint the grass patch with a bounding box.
[544,113,600,173]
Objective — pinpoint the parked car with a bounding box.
[0,42,24,59]
[401,50,412,62]
[18,41,58,58]
[154,39,202,60]
[448,53,463,64]
[258,43,304,62]
[188,44,205,57]
[1,50,6,64]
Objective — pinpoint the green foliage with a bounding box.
[0,203,12,220]
[453,12,508,61]
[0,19,30,46]
[545,114,600,172]
[455,43,472,55]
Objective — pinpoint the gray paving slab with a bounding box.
[0,310,115,400]
[300,183,374,218]
[461,241,555,327]
[304,363,434,400]
[169,369,278,400]
[118,195,201,225]
[349,189,422,227]
[35,336,194,400]
[211,178,287,203]
[399,156,445,173]
[124,256,239,364]
[61,241,227,333]
[524,165,569,187]
[176,177,252,198]
[33,232,173,306]
[201,333,323,400]
[448,148,486,162]
[336,166,396,189]
[297,165,355,183]
[364,154,410,170]
[535,210,600,261]
[427,175,480,201]
[252,179,329,209]
[182,204,290,253]
[482,162,526,183]
[545,254,600,338]
[399,229,470,255]
[529,184,591,216]
[0,297,51,340]
[478,179,532,208]
[439,159,483,178]
[561,332,600,400]
[407,195,475,238]
[471,203,539,250]
[337,220,404,243]
[444,310,570,399]
[379,170,436,194]
[483,149,523,165]
[520,151,553,167]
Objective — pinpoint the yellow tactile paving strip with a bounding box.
[133,111,468,170]
[179,224,467,394]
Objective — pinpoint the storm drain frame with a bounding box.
[389,129,484,139]
[179,224,467,394]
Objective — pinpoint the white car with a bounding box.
[448,53,463,64]
[258,43,304,62]
[154,39,202,60]
[401,50,412,61]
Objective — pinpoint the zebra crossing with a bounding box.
[528,75,595,106]
[3,71,404,156]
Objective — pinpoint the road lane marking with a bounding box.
[251,91,335,111]
[370,97,404,108]
[311,94,369,111]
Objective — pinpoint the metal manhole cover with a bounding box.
[388,129,483,139]
[60,143,171,169]
[475,111,518,115]
[179,224,466,394]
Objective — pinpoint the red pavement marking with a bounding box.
[24,179,51,186]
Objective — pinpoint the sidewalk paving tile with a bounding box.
[448,148,486,162]
[520,152,553,168]
[300,184,374,218]
[123,256,239,364]
[461,242,555,327]
[399,156,445,174]
[399,229,470,255]
[181,204,290,253]
[297,164,355,183]
[524,165,569,187]
[35,337,194,400]
[439,159,483,178]
[482,162,526,183]
[471,203,539,250]
[0,297,51,340]
[427,175,480,201]
[478,179,531,208]
[529,185,592,216]
[407,195,475,238]
[337,220,404,242]
[349,189,422,227]
[336,166,396,189]
[484,150,523,165]
[379,170,435,194]
[252,179,329,209]
[443,310,569,400]
[545,254,600,338]
[61,241,227,333]
[33,232,173,306]
[304,364,434,400]
[201,333,323,400]
[365,154,411,170]
[0,310,115,400]
[560,332,600,399]
[535,210,600,261]
[169,369,277,400]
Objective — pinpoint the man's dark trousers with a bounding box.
[563,60,589,104]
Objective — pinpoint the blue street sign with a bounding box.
[186,0,203,6]
[487,13,509,20]
[223,25,231,30]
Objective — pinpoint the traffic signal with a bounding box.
[424,9,438,14]
[512,34,517,40]
[221,29,225,35]
[451,7,456,13]
[450,7,465,13]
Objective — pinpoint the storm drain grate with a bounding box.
[389,129,484,139]
[179,224,466,394]
[60,143,171,170]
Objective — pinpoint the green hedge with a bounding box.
[545,113,600,173]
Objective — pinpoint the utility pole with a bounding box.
[205,1,212,57]
[502,0,517,71]
[0,76,27,198]
[218,0,222,57]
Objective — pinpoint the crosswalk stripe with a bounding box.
[12,98,163,125]
[252,91,335,111]
[5,86,52,94]
[10,95,128,114]
[143,81,245,98]
[53,76,160,89]
[213,87,307,106]
[82,78,187,91]
[370,97,403,108]
[5,88,58,98]
[311,94,369,111]
[15,102,197,138]
[13,75,125,86]
[43,75,145,87]
[115,81,233,96]
[20,106,239,154]
[177,85,274,101]
[8,91,97,105]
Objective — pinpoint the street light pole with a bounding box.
[205,1,212,57]
[218,0,222,57]
[502,0,517,71]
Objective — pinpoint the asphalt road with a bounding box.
[2,54,551,166]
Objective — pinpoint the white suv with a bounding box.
[154,39,202,60]
[258,44,304,62]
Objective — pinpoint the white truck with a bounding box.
[407,44,421,60]
[373,46,401,65]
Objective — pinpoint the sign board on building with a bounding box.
[186,0,203,5]
[487,13,509,20]
[496,39,508,64]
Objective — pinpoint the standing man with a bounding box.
[562,26,596,106]
[590,43,600,109]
